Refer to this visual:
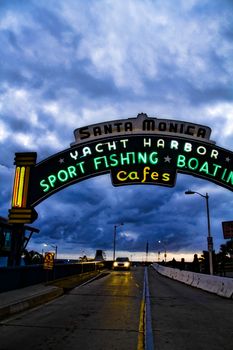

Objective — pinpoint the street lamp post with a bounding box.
[113,223,124,261]
[185,190,213,275]
[158,240,167,263]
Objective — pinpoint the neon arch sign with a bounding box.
[8,113,233,223]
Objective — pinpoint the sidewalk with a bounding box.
[0,270,102,321]
[0,283,64,321]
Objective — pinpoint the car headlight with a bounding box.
[113,262,118,267]
[124,262,130,267]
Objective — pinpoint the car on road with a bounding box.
[112,257,131,270]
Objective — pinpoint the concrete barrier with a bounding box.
[185,271,194,285]
[199,274,222,294]
[152,263,233,299]
[191,273,201,288]
[217,278,233,298]
[177,270,186,282]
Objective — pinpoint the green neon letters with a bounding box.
[93,151,158,170]
[177,155,233,185]
[27,134,233,207]
[40,163,85,192]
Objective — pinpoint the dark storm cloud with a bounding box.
[1,0,233,259]
[0,4,119,102]
[30,171,233,257]
[32,175,213,253]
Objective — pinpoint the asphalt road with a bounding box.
[148,267,233,350]
[0,266,232,350]
[0,268,144,350]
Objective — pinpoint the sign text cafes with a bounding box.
[27,114,233,207]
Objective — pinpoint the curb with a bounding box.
[0,270,108,321]
[46,270,101,291]
[0,286,64,321]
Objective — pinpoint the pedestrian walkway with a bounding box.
[0,269,103,321]
[0,283,63,321]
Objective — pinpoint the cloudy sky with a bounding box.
[1,0,233,261]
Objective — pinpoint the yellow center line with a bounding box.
[137,298,145,350]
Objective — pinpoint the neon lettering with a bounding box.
[211,149,218,159]
[150,171,159,181]
[70,150,79,160]
[227,171,233,184]
[199,161,209,174]
[188,158,199,170]
[67,166,77,178]
[117,171,127,181]
[149,152,158,165]
[96,143,103,152]
[170,140,178,149]
[144,138,151,147]
[120,152,135,165]
[211,164,222,177]
[177,155,186,168]
[162,173,170,181]
[109,154,119,167]
[107,141,117,151]
[48,175,57,188]
[184,143,192,152]
[142,167,151,182]
[57,170,69,182]
[120,139,129,148]
[82,147,92,157]
[40,179,50,192]
[197,146,206,155]
[157,139,165,148]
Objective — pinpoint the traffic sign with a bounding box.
[222,221,233,239]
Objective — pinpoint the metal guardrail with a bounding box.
[0,261,106,293]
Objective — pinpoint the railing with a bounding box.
[0,261,106,293]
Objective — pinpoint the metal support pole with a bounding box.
[185,190,214,275]
[113,223,123,261]
[113,225,116,261]
[8,224,25,266]
[205,193,213,275]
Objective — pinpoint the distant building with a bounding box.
[94,250,106,261]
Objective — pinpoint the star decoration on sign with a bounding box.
[164,155,172,163]
[226,157,230,162]
[58,158,65,164]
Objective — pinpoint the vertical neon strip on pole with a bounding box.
[17,166,25,207]
[12,167,20,207]
[9,152,38,226]
[12,166,28,208]
[22,166,30,207]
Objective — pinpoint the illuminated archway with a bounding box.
[8,113,233,224]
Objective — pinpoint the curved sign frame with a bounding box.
[8,113,233,224]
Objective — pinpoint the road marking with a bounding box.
[137,298,145,350]
[144,267,154,350]
[137,267,154,350]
